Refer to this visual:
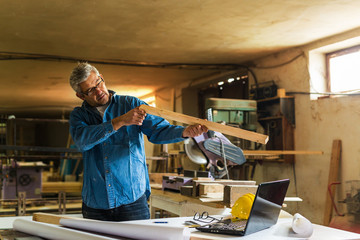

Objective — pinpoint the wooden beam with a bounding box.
[33,212,76,225]
[42,182,82,193]
[180,186,193,196]
[224,185,258,207]
[192,180,256,197]
[199,183,224,196]
[243,150,324,155]
[323,139,342,226]
[139,104,269,144]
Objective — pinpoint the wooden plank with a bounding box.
[199,183,224,196]
[180,186,193,196]
[151,188,225,209]
[32,212,77,225]
[323,139,342,226]
[223,185,258,207]
[148,172,175,185]
[192,180,256,197]
[42,182,82,193]
[243,150,323,155]
[139,104,269,144]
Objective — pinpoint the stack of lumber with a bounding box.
[179,178,258,207]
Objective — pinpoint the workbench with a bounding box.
[1,212,360,240]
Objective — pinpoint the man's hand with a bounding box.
[182,124,208,138]
[111,107,147,131]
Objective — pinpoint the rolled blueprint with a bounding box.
[292,213,313,238]
[13,219,114,240]
[60,218,191,240]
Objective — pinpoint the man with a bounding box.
[69,62,207,221]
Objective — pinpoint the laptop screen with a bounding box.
[244,179,290,235]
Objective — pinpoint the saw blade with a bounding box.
[203,139,246,165]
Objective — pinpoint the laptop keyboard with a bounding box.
[208,219,247,231]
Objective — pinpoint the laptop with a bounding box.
[196,179,290,236]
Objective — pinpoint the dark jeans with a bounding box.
[82,193,150,221]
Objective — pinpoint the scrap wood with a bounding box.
[224,185,259,207]
[243,150,323,155]
[42,182,82,193]
[33,212,77,225]
[199,183,224,196]
[180,186,193,196]
[192,180,256,197]
[323,139,342,226]
[139,104,269,144]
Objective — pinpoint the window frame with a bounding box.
[325,45,360,93]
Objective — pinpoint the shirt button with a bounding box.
[104,156,108,160]
[108,184,111,187]
[103,143,106,146]
[106,170,109,173]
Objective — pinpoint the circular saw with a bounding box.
[184,130,246,178]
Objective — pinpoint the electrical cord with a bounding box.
[252,52,305,69]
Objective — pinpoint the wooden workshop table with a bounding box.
[149,188,230,218]
[2,212,360,240]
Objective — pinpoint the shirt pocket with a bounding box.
[112,127,129,145]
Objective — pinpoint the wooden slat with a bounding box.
[42,182,82,193]
[192,180,256,197]
[323,139,342,226]
[139,104,269,144]
[199,183,224,196]
[223,185,258,207]
[32,212,77,225]
[180,186,193,196]
[243,150,323,155]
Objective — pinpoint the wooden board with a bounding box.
[223,185,258,207]
[180,186,193,196]
[198,183,224,196]
[243,150,323,155]
[33,212,76,225]
[139,104,269,144]
[323,139,342,226]
[148,173,178,185]
[192,180,256,197]
[42,182,82,193]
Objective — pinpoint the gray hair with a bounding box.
[69,62,100,92]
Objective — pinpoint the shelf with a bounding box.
[256,95,294,103]
[256,90,295,163]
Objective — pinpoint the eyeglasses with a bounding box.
[82,77,104,96]
[193,211,223,223]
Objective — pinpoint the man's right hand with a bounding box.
[111,107,147,131]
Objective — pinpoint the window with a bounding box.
[326,45,360,94]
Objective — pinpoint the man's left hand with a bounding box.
[182,124,208,138]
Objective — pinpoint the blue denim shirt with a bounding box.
[69,91,185,209]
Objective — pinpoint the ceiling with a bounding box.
[1,0,360,118]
